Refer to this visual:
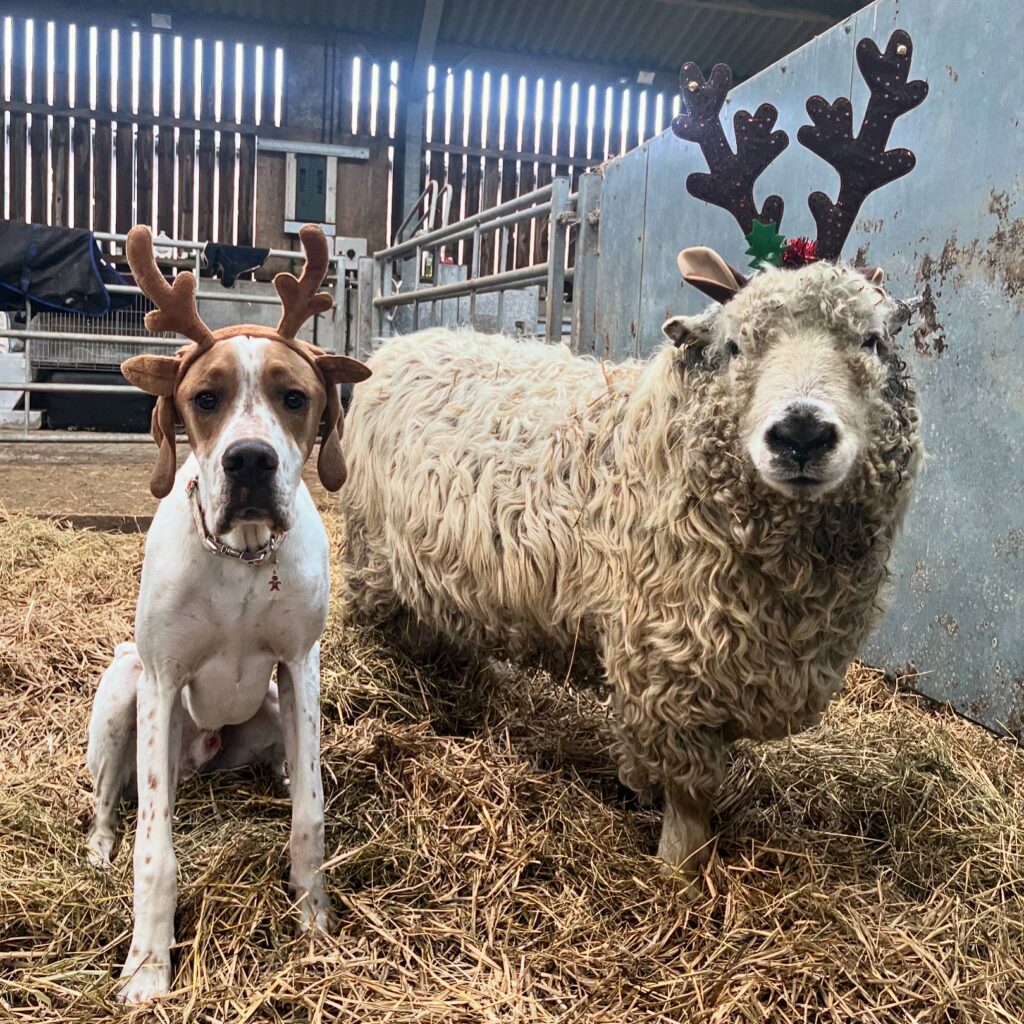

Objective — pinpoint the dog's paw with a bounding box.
[86,829,115,869]
[297,885,333,934]
[116,959,171,1003]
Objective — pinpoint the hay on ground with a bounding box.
[0,508,1022,1023]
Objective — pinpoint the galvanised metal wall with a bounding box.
[594,0,1024,738]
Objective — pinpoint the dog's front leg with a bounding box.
[117,671,183,1003]
[277,646,331,931]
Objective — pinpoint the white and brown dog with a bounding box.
[86,224,369,1003]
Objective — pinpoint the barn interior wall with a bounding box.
[1,11,685,274]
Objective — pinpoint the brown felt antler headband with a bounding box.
[671,29,928,300]
[121,223,369,499]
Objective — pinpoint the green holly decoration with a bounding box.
[744,219,786,270]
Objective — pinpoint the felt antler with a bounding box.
[275,224,334,339]
[671,62,789,236]
[125,226,215,348]
[797,29,928,261]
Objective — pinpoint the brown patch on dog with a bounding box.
[175,343,242,456]
[260,343,327,457]
[147,770,158,790]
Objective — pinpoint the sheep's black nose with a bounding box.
[766,408,838,465]
[222,440,279,484]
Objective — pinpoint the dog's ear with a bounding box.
[312,354,368,491]
[149,396,179,499]
[317,381,347,492]
[121,354,179,397]
[315,353,372,384]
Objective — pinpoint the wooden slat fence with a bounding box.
[2,13,677,266]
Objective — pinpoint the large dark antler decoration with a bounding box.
[671,62,789,238]
[798,30,928,261]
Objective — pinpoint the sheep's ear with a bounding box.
[858,265,886,287]
[663,314,715,372]
[677,247,747,304]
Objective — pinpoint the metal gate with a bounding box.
[353,173,603,356]
[0,232,351,440]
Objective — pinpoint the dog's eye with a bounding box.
[725,339,741,359]
[193,391,217,412]
[861,332,886,357]
[283,390,308,411]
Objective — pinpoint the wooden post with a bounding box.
[114,26,135,235]
[177,37,197,240]
[50,25,71,227]
[217,42,238,243]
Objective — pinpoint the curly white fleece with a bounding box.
[341,262,921,806]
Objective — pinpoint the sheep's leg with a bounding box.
[657,784,712,872]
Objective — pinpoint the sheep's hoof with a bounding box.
[657,859,703,898]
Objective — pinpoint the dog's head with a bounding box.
[121,225,369,533]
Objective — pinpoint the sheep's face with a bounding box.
[663,263,916,501]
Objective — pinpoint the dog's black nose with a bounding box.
[222,440,279,484]
[766,408,838,466]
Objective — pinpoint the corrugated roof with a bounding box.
[96,0,869,81]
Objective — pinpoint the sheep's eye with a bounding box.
[725,339,741,359]
[862,332,885,356]
[283,390,308,411]
[193,391,217,412]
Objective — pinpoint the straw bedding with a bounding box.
[1,509,1022,1023]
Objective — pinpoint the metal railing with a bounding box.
[0,231,350,441]
[354,172,604,357]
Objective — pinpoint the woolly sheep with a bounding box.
[340,260,922,877]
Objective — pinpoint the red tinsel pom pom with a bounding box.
[782,237,818,267]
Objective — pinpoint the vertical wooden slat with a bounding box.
[533,79,555,265]
[177,37,196,239]
[514,78,538,268]
[8,19,28,222]
[50,24,71,226]
[196,39,217,242]
[93,29,113,235]
[425,67,446,233]
[389,61,406,244]
[29,20,48,224]
[461,70,484,269]
[357,58,373,140]
[567,83,579,194]
[135,32,154,228]
[478,72,501,274]
[261,43,277,130]
[217,42,238,243]
[333,48,350,140]
[71,25,91,229]
[114,27,134,234]
[236,44,257,246]
[498,76,519,273]
[0,24,6,219]
[446,70,466,261]
[569,83,589,191]
[155,34,176,235]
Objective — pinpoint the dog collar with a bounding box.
[186,476,285,568]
